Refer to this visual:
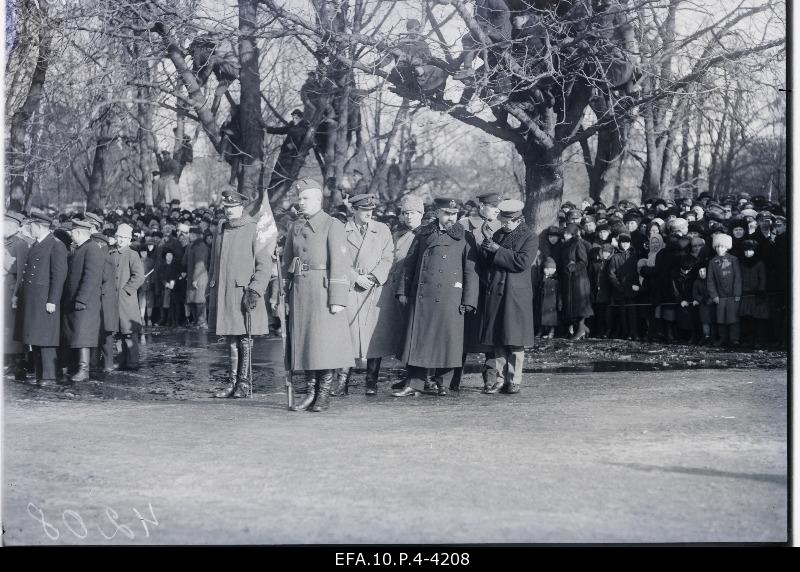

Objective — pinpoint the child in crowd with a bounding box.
[738,239,769,347]
[590,243,614,337]
[672,255,697,343]
[707,233,742,347]
[538,257,560,339]
[691,265,715,344]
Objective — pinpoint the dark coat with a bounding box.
[707,253,742,324]
[14,234,68,347]
[61,239,104,348]
[114,246,145,334]
[739,257,768,320]
[607,248,639,302]
[459,216,500,353]
[266,120,310,176]
[691,276,715,324]
[670,267,695,330]
[4,234,29,353]
[479,223,536,347]
[538,274,560,327]
[558,236,594,320]
[590,257,613,305]
[398,222,480,368]
[281,210,353,370]
[91,234,119,334]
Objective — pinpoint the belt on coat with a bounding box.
[287,257,328,276]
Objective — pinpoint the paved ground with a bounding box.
[1,329,788,545]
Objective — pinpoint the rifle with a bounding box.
[275,250,293,410]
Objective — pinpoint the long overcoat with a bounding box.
[459,215,500,353]
[114,246,145,334]
[479,223,537,347]
[375,227,417,358]
[14,233,68,347]
[91,234,119,334]
[208,215,274,336]
[342,218,395,358]
[398,221,480,368]
[4,234,29,353]
[739,258,769,320]
[558,236,594,320]
[185,238,210,305]
[281,210,353,370]
[707,253,742,325]
[61,238,104,348]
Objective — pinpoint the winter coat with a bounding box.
[478,223,536,347]
[459,216,501,353]
[558,236,594,320]
[538,274,560,327]
[114,246,145,335]
[281,210,353,370]
[61,238,104,348]
[739,257,769,320]
[376,227,418,358]
[208,214,274,337]
[707,253,742,325]
[342,218,395,359]
[185,238,210,305]
[90,234,119,334]
[4,234,29,353]
[398,221,480,368]
[590,257,613,305]
[670,268,695,330]
[607,248,639,302]
[13,233,68,347]
[691,276,715,325]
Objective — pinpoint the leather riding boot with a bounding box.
[365,358,381,395]
[215,342,239,398]
[311,370,333,412]
[70,348,91,382]
[294,371,312,395]
[331,368,350,397]
[13,354,27,381]
[291,372,318,411]
[233,337,252,398]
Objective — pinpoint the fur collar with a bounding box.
[415,221,464,241]
[494,222,531,249]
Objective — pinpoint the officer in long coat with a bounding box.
[114,224,145,369]
[477,200,536,394]
[393,198,480,397]
[13,212,68,384]
[85,212,119,373]
[4,211,30,380]
[333,193,394,396]
[61,218,104,382]
[185,226,210,328]
[282,184,353,412]
[208,191,275,398]
[452,191,502,391]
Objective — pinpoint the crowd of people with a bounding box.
[2,185,789,411]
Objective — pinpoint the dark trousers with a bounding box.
[450,352,496,388]
[119,334,140,368]
[33,346,58,380]
[408,365,454,387]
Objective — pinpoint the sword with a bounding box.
[276,251,293,410]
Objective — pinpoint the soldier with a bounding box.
[114,224,145,370]
[209,191,275,399]
[61,218,104,382]
[333,193,395,396]
[392,198,480,397]
[282,183,353,412]
[185,226,210,329]
[4,211,30,380]
[451,192,503,391]
[477,199,536,394]
[12,212,68,385]
[85,212,119,373]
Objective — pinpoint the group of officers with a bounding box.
[3,182,533,413]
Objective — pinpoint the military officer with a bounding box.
[333,193,395,396]
[61,218,104,382]
[393,198,480,397]
[282,183,354,412]
[4,211,30,380]
[85,212,119,373]
[113,223,145,370]
[478,199,536,394]
[13,212,68,385]
[209,191,274,399]
[451,191,503,391]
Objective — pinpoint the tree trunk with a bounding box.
[238,0,264,201]
[6,4,52,207]
[136,62,155,206]
[86,111,113,210]
[367,99,409,199]
[522,147,563,236]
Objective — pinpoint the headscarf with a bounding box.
[647,235,664,267]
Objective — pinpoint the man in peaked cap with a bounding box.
[4,211,31,380]
[477,199,536,394]
[86,212,119,373]
[393,197,480,397]
[113,223,145,370]
[209,190,275,399]
[333,193,395,396]
[13,211,69,385]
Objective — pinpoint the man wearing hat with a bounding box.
[393,197,480,397]
[61,218,104,382]
[281,183,353,411]
[113,223,145,370]
[85,212,120,373]
[4,211,30,380]
[265,108,310,194]
[12,212,68,385]
[333,193,395,396]
[476,199,536,394]
[185,225,210,329]
[452,191,503,391]
[209,190,276,399]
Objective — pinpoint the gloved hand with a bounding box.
[355,275,374,290]
[396,295,408,306]
[481,239,500,253]
[692,300,700,307]
[680,301,689,308]
[631,285,640,292]
[330,304,345,314]
[75,301,87,311]
[243,288,261,312]
[46,303,56,314]
[459,304,476,314]
[567,261,577,273]
[713,296,720,304]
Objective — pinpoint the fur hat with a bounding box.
[543,257,557,270]
[690,236,706,248]
[712,233,732,250]
[669,217,689,234]
[741,239,758,253]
